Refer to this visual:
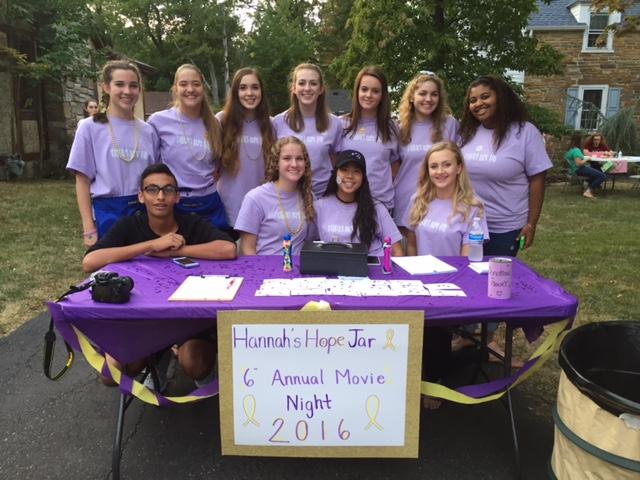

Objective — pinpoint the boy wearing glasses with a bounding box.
[83,163,236,387]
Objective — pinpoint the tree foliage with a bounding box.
[245,0,318,112]
[96,0,245,104]
[332,0,564,112]
[2,0,98,82]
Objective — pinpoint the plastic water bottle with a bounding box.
[468,217,484,262]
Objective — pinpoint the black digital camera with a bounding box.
[91,271,134,304]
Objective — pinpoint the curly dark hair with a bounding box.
[459,75,528,149]
[323,163,378,248]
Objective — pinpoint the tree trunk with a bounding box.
[223,18,230,96]
[432,0,446,71]
[208,60,220,107]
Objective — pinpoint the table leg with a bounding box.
[502,324,521,479]
[112,392,127,480]
[111,369,144,480]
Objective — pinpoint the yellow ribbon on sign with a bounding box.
[242,394,260,427]
[421,318,571,404]
[383,328,396,350]
[364,394,384,431]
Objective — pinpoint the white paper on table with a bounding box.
[427,288,467,297]
[423,283,461,290]
[169,275,243,301]
[468,262,490,274]
[391,255,457,275]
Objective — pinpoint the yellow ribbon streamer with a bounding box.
[421,318,571,404]
[364,394,384,431]
[73,325,207,405]
[383,329,396,351]
[242,394,260,427]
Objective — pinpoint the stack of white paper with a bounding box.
[391,255,457,275]
[468,262,490,274]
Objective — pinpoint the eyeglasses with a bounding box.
[143,184,179,196]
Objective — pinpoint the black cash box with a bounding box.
[300,241,368,277]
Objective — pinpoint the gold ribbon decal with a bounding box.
[242,394,260,427]
[383,329,396,351]
[364,394,384,431]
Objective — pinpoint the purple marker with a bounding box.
[382,236,392,274]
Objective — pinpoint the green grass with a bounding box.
[518,183,640,324]
[0,180,85,335]
[1,180,638,337]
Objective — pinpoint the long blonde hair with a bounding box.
[409,141,483,227]
[264,137,316,222]
[171,64,222,159]
[398,73,451,146]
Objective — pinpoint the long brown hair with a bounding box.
[398,73,452,145]
[583,132,610,151]
[94,60,142,124]
[344,66,396,143]
[264,137,315,222]
[220,67,274,176]
[285,63,330,133]
[171,64,222,159]
[459,75,527,149]
[409,141,484,227]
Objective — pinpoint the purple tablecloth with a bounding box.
[48,256,577,364]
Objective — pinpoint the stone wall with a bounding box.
[40,77,97,177]
[525,29,640,131]
[63,78,98,134]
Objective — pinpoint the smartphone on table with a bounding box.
[367,256,381,266]
[172,257,199,268]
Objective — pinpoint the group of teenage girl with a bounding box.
[68,60,552,407]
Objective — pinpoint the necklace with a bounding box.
[242,121,262,162]
[177,109,209,162]
[108,118,139,163]
[275,183,305,236]
[243,138,263,162]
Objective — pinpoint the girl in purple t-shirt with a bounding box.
[315,150,403,257]
[459,76,548,366]
[406,141,487,257]
[67,60,158,247]
[405,141,487,409]
[340,66,399,210]
[459,75,551,254]
[395,72,459,231]
[273,63,342,198]
[216,68,275,229]
[148,64,229,231]
[236,137,316,255]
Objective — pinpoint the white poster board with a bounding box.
[218,310,423,458]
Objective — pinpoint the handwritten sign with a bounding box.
[218,310,423,458]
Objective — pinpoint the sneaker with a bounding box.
[142,365,168,393]
[583,189,595,199]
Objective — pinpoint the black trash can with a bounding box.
[550,321,640,479]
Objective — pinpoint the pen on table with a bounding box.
[519,236,526,250]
